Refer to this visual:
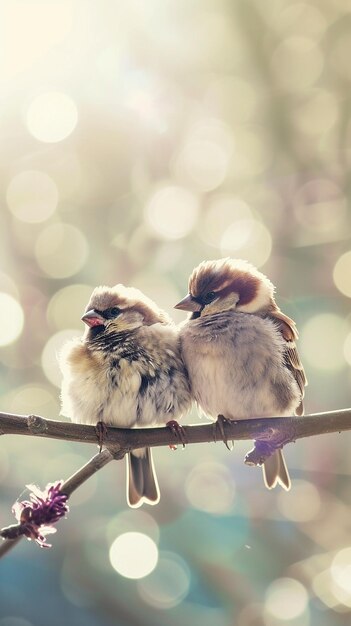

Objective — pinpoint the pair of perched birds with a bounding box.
[60,258,307,507]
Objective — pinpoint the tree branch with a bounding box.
[1,407,350,559]
[1,408,351,453]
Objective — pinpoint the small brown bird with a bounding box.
[60,284,192,507]
[176,258,307,490]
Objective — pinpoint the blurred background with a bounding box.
[0,0,351,624]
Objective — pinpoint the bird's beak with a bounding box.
[81,309,106,328]
[174,294,202,312]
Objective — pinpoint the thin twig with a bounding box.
[62,449,116,496]
[0,536,22,558]
[0,449,115,559]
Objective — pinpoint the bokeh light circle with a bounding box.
[0,272,19,299]
[26,92,78,143]
[47,284,93,330]
[231,128,271,178]
[41,329,81,387]
[265,577,309,620]
[6,171,58,223]
[138,552,190,608]
[277,479,321,522]
[331,32,351,81]
[293,90,338,137]
[175,139,230,191]
[205,77,256,123]
[294,179,346,234]
[200,195,253,247]
[177,118,233,173]
[185,462,236,514]
[145,185,199,240]
[60,553,95,609]
[274,3,327,40]
[271,37,324,91]
[330,548,351,606]
[333,251,351,298]
[35,223,89,278]
[6,384,58,417]
[220,219,272,267]
[109,532,158,579]
[0,293,24,346]
[301,313,347,371]
[106,509,160,545]
[312,569,338,610]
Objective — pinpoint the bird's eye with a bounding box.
[105,306,121,318]
[203,291,216,305]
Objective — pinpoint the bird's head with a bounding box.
[82,284,171,338]
[175,258,275,318]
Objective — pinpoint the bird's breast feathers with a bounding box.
[180,311,301,419]
[60,323,191,428]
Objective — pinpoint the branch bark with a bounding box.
[1,408,351,452]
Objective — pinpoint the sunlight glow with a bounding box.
[106,510,160,545]
[185,462,236,514]
[41,329,81,387]
[333,251,351,298]
[109,532,158,579]
[47,284,93,330]
[277,480,321,522]
[1,2,72,78]
[301,313,347,371]
[271,37,324,91]
[330,548,351,606]
[312,569,339,610]
[26,92,78,143]
[220,219,272,267]
[138,552,190,608]
[6,384,57,417]
[0,293,24,346]
[6,170,58,223]
[145,185,199,240]
[294,179,345,234]
[265,577,309,620]
[35,224,88,279]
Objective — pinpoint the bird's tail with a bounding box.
[262,449,291,491]
[127,447,160,508]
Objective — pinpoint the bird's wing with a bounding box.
[268,308,307,416]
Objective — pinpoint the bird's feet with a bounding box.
[166,420,187,449]
[95,421,108,453]
[213,414,234,451]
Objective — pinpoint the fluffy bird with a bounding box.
[60,284,191,507]
[176,258,307,490]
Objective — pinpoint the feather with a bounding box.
[268,306,308,416]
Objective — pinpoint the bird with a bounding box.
[175,258,307,491]
[60,284,192,508]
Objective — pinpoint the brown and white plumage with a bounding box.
[176,258,307,490]
[60,284,192,507]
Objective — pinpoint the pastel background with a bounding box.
[1,1,351,625]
